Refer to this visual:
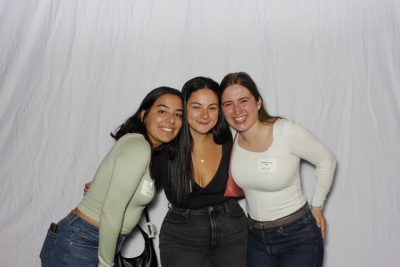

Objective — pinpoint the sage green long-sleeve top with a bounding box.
[76,133,155,267]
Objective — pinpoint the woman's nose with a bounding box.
[233,103,242,115]
[166,113,175,124]
[200,109,209,119]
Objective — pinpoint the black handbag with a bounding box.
[114,208,158,267]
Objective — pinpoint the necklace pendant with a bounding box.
[201,159,205,163]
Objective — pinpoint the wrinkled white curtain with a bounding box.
[1,0,399,266]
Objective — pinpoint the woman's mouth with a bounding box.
[233,115,247,123]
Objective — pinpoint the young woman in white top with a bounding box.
[219,72,336,267]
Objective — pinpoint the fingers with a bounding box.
[83,182,91,195]
[319,216,326,240]
[311,207,326,240]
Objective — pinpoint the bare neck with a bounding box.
[239,120,267,142]
[190,130,215,147]
[238,121,274,152]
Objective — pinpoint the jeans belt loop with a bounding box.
[249,204,309,230]
[184,209,190,218]
[224,198,235,214]
[66,209,79,225]
[224,203,229,214]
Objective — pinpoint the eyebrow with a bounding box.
[156,104,170,109]
[189,102,218,106]
[222,97,250,105]
[156,104,183,112]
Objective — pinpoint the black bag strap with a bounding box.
[143,207,150,223]
[142,207,155,239]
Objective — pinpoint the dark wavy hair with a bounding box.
[220,72,279,124]
[167,77,232,206]
[111,87,182,149]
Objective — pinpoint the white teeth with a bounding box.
[161,128,173,132]
[233,116,246,123]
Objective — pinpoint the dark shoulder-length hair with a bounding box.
[111,86,182,149]
[168,77,232,206]
[220,72,280,124]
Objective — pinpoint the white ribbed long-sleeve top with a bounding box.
[231,119,336,221]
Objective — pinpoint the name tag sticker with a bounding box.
[141,180,154,197]
[256,158,277,173]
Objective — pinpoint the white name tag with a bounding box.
[256,158,277,173]
[141,180,154,197]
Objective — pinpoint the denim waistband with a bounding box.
[65,210,128,239]
[169,198,237,216]
[66,210,99,233]
[248,204,310,230]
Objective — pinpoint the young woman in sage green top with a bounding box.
[39,87,183,267]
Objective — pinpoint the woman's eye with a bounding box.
[158,110,167,114]
[176,113,183,118]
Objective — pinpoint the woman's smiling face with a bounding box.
[221,84,261,133]
[142,93,183,147]
[186,88,219,136]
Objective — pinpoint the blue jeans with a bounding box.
[40,212,124,267]
[159,199,247,267]
[247,211,324,267]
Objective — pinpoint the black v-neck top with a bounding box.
[152,141,232,209]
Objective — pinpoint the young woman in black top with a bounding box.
[153,77,247,267]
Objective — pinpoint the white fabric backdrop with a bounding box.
[1,0,399,266]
